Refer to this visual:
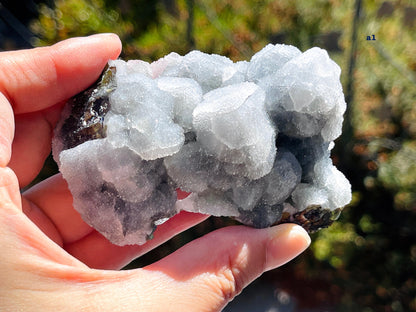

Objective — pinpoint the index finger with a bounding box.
[1,34,121,182]
[0,33,122,114]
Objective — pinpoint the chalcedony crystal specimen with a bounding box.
[53,44,352,246]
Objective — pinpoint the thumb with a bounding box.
[136,223,310,311]
[20,223,309,311]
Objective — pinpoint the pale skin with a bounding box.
[0,34,311,311]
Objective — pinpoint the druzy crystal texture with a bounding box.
[53,44,352,246]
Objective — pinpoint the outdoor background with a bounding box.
[1,0,415,311]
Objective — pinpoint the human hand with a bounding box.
[0,34,311,311]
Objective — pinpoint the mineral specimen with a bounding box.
[53,44,352,246]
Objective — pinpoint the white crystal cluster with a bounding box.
[54,44,351,246]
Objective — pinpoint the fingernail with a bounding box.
[288,224,311,246]
[265,224,311,271]
[88,33,120,40]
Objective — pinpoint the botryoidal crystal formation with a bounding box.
[53,44,352,246]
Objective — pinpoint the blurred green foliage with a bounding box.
[30,0,416,310]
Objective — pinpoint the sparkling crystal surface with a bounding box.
[53,44,351,245]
